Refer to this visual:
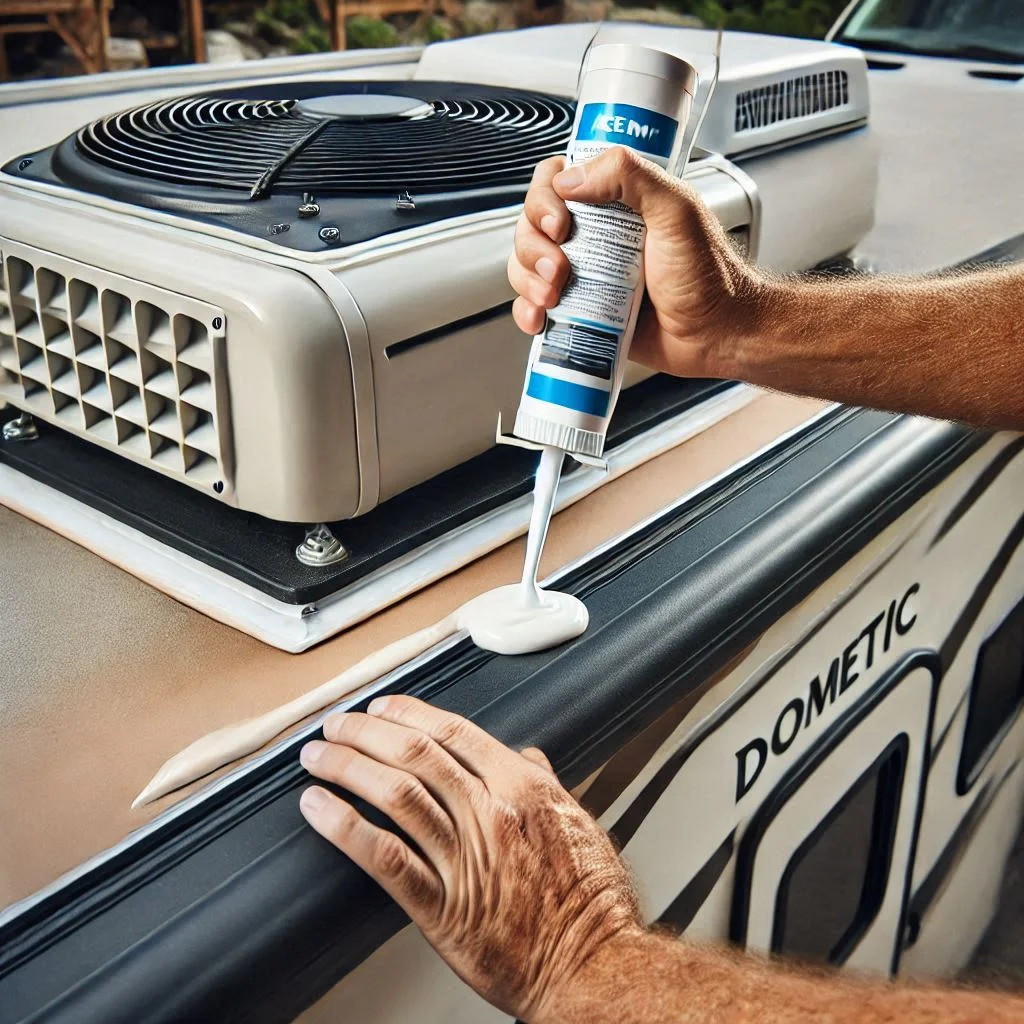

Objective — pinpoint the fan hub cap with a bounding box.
[296,94,436,121]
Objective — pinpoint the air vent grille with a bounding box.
[735,70,850,133]
[72,86,576,195]
[0,242,228,493]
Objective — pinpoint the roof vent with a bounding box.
[735,70,850,133]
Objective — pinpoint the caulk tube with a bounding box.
[513,44,698,459]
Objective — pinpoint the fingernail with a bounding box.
[300,787,327,813]
[322,713,345,740]
[554,166,584,190]
[535,256,557,283]
[300,742,324,767]
[367,696,390,716]
[540,214,559,239]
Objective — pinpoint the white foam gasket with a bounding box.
[0,383,754,652]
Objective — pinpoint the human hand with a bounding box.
[507,147,764,379]
[298,695,642,1022]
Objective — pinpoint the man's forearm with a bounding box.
[729,266,1024,432]
[539,925,1024,1024]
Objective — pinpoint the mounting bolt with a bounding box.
[17,158,32,171]
[395,190,416,212]
[296,523,349,567]
[298,193,320,218]
[268,222,290,236]
[318,225,341,245]
[2,412,38,442]
[213,480,225,494]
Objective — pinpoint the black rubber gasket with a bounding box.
[0,375,732,605]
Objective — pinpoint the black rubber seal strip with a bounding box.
[0,374,731,605]
[0,411,985,1024]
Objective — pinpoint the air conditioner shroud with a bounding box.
[0,28,877,526]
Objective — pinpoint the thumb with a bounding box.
[552,147,689,231]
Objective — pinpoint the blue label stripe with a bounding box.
[577,102,677,160]
[527,371,610,417]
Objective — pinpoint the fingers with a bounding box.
[513,295,546,336]
[365,695,513,781]
[301,739,456,862]
[524,155,571,242]
[320,711,483,814]
[507,251,562,311]
[520,746,555,776]
[507,215,570,322]
[553,147,691,232]
[300,786,440,916]
[514,215,571,288]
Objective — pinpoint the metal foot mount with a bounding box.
[296,523,349,567]
[2,413,38,442]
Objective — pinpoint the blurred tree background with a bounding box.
[1,0,854,80]
[668,0,848,38]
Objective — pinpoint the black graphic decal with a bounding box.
[939,512,1024,673]
[656,830,736,934]
[929,438,1024,550]
[904,760,1021,943]
[610,541,912,847]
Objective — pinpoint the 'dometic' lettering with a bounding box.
[805,657,839,726]
[735,738,768,801]
[732,581,921,803]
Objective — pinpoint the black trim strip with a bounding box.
[1,407,852,977]
[384,300,514,359]
[929,437,1024,549]
[656,830,735,935]
[0,414,984,1023]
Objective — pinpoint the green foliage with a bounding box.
[266,0,320,27]
[291,22,331,52]
[346,15,400,48]
[666,0,848,38]
[253,0,331,53]
[426,15,455,42]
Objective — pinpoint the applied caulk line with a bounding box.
[133,453,587,809]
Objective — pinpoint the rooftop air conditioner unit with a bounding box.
[0,25,876,645]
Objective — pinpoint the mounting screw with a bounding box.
[212,316,223,331]
[318,225,341,245]
[301,604,319,617]
[395,190,416,212]
[298,193,320,218]
[2,412,38,442]
[213,480,224,494]
[268,222,290,236]
[296,523,348,567]
[17,158,32,171]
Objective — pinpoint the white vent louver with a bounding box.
[0,242,228,492]
[734,70,850,133]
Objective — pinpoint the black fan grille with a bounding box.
[73,87,575,196]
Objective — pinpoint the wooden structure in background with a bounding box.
[0,0,111,79]
[321,0,459,49]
